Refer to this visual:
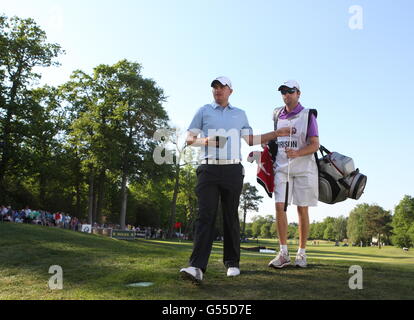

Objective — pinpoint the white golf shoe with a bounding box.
[294,253,307,268]
[268,251,291,269]
[227,267,240,277]
[180,267,203,284]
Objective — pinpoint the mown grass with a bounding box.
[1,222,413,300]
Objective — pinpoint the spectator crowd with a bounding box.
[1,204,171,240]
[1,204,83,231]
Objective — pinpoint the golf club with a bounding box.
[284,123,293,212]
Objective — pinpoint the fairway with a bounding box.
[1,223,413,300]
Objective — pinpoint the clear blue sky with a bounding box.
[2,0,414,222]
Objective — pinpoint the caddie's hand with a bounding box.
[285,148,300,159]
[275,127,291,138]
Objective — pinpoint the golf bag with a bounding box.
[271,106,367,205]
[317,145,367,204]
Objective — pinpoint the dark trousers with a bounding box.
[189,164,244,273]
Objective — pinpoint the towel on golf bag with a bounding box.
[247,143,277,198]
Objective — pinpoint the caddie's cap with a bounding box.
[278,80,301,91]
[211,76,233,89]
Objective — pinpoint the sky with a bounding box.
[1,0,414,223]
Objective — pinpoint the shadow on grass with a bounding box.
[0,224,189,296]
[2,223,414,300]
[308,249,412,260]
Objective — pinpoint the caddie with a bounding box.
[268,80,320,269]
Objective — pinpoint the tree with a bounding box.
[62,69,110,224]
[104,61,169,229]
[392,195,414,248]
[0,15,63,202]
[158,127,197,238]
[251,215,273,238]
[322,217,336,241]
[127,179,172,228]
[309,221,325,240]
[243,222,253,238]
[333,216,348,242]
[22,86,71,210]
[63,60,169,228]
[239,183,263,238]
[365,205,392,248]
[260,223,272,239]
[175,161,198,239]
[251,217,263,238]
[347,203,371,245]
[288,223,298,240]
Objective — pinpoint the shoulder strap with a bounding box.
[268,107,284,161]
[307,108,319,171]
[308,109,318,131]
[273,107,284,130]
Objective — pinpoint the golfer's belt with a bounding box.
[200,159,241,165]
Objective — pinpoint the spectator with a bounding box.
[1,205,7,221]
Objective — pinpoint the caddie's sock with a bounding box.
[298,248,306,255]
[280,245,288,255]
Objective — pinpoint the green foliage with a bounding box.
[127,180,172,228]
[260,223,272,238]
[347,204,371,244]
[333,216,348,241]
[250,215,276,239]
[346,203,393,246]
[0,15,63,202]
[365,205,393,246]
[0,14,183,229]
[240,183,263,237]
[309,217,347,241]
[392,195,414,248]
[288,223,298,240]
[322,217,336,241]
[309,221,325,240]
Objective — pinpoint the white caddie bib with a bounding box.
[275,108,317,175]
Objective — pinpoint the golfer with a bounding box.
[180,76,291,283]
[268,80,320,269]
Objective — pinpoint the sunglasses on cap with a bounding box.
[280,88,298,95]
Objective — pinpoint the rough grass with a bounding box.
[1,223,413,300]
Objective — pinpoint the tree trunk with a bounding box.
[184,196,196,240]
[96,170,105,224]
[39,170,46,208]
[0,68,23,193]
[92,185,98,224]
[168,165,181,238]
[119,171,128,230]
[87,170,94,225]
[0,104,14,195]
[242,206,247,239]
[75,172,82,218]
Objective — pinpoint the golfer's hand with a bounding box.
[206,136,227,148]
[275,127,291,138]
[285,148,300,159]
